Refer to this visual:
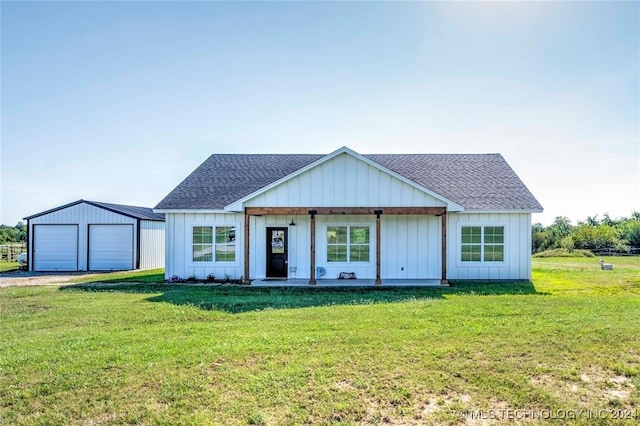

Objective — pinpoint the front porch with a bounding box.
[250,278,445,287]
[243,206,448,285]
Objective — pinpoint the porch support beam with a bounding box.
[243,209,250,284]
[309,210,317,285]
[441,211,448,285]
[245,207,445,216]
[375,210,382,285]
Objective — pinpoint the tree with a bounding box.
[572,224,619,250]
[0,223,27,244]
[550,216,571,239]
[622,220,640,247]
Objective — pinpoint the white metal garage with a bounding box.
[33,225,78,271]
[25,200,165,272]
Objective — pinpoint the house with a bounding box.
[24,200,165,272]
[155,147,542,284]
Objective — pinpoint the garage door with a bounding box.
[33,225,79,271]
[89,224,134,271]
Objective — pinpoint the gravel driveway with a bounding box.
[0,271,100,288]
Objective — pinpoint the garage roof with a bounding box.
[24,200,165,221]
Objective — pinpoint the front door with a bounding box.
[266,227,288,278]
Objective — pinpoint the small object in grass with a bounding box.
[17,253,28,268]
[600,259,613,270]
[338,272,356,279]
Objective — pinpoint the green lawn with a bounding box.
[68,268,165,284]
[1,258,639,425]
[0,262,19,273]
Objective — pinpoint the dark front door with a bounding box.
[266,227,288,278]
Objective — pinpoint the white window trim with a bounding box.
[190,223,240,266]
[324,223,374,265]
[457,223,507,266]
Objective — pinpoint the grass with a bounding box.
[67,268,165,284]
[1,258,639,425]
[0,262,19,273]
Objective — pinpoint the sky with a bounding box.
[1,1,638,226]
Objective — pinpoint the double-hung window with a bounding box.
[193,226,236,262]
[215,226,236,262]
[461,226,504,262]
[327,226,370,262]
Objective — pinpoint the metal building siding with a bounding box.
[446,212,532,280]
[244,153,447,209]
[139,220,165,269]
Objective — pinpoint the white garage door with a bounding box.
[89,224,134,271]
[33,225,79,271]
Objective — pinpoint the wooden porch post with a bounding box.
[375,210,382,285]
[441,211,448,285]
[309,210,317,285]
[243,210,250,284]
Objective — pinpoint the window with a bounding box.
[193,226,236,262]
[461,226,481,262]
[461,226,504,262]
[193,226,213,262]
[349,227,370,262]
[215,226,236,262]
[327,226,370,262]
[483,226,504,262]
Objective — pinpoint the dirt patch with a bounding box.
[532,368,636,409]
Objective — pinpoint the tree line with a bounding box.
[0,223,27,244]
[532,212,640,254]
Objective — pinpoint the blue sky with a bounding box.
[2,1,638,226]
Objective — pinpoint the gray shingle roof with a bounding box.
[25,200,165,221]
[154,153,542,211]
[88,201,165,221]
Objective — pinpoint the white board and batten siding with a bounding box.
[164,212,243,280]
[165,213,444,281]
[244,152,447,209]
[447,212,532,280]
[139,220,165,269]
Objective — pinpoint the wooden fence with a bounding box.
[0,244,27,262]
[591,247,640,256]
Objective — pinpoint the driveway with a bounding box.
[0,271,100,288]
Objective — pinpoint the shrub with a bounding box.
[560,236,575,252]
